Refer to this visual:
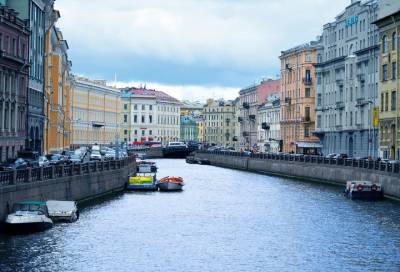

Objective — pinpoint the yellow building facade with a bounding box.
[71,76,120,147]
[44,8,72,154]
[374,11,400,159]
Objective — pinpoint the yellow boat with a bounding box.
[126,173,157,191]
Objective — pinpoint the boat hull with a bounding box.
[4,221,53,234]
[345,190,384,200]
[158,182,184,191]
[126,183,158,191]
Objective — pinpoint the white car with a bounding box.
[38,156,50,167]
[90,151,102,161]
[167,142,187,148]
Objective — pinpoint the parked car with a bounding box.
[68,154,83,164]
[90,151,102,161]
[17,150,40,167]
[104,151,116,161]
[324,153,338,159]
[333,153,348,159]
[38,156,50,167]
[1,158,29,171]
[49,154,65,165]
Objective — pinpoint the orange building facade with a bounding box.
[44,7,72,154]
[280,42,321,154]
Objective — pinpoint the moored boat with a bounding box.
[136,160,157,173]
[344,181,384,200]
[4,201,53,234]
[127,172,158,191]
[46,200,79,223]
[185,156,197,164]
[158,176,184,191]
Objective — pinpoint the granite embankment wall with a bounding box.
[0,157,136,221]
[194,152,400,199]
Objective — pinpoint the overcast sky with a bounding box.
[56,0,349,101]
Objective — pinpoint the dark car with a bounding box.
[68,154,83,164]
[17,150,40,167]
[49,154,65,165]
[0,158,29,171]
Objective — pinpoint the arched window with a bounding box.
[383,35,388,53]
[392,32,397,50]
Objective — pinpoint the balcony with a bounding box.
[262,122,270,130]
[335,101,345,110]
[357,73,365,82]
[243,102,250,109]
[238,117,243,122]
[301,116,311,123]
[242,131,249,137]
[233,136,238,142]
[0,50,28,65]
[315,105,322,112]
[356,123,363,129]
[249,115,256,121]
[302,78,312,86]
[92,121,105,128]
[284,97,291,105]
[356,97,369,107]
[335,124,343,130]
[335,78,344,86]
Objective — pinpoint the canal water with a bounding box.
[1,159,400,272]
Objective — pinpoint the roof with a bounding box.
[295,142,323,148]
[15,201,47,206]
[124,87,180,103]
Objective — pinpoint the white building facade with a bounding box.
[121,88,181,145]
[258,98,281,153]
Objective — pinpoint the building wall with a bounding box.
[375,10,400,159]
[314,0,380,158]
[203,99,237,148]
[258,100,281,152]
[0,6,29,161]
[238,86,257,149]
[280,44,319,153]
[180,116,198,142]
[71,77,120,147]
[256,79,281,105]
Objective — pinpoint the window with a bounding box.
[142,105,145,110]
[305,52,311,62]
[149,115,152,123]
[134,115,137,123]
[385,92,389,112]
[305,88,310,98]
[393,62,397,80]
[134,104,137,110]
[392,32,397,51]
[383,35,388,53]
[149,130,152,135]
[391,91,396,111]
[141,116,145,123]
[142,130,145,136]
[383,64,388,81]
[381,93,384,112]
[317,115,322,128]
[124,104,127,110]
[304,126,310,137]
[134,130,137,135]
[123,114,127,123]
[149,105,153,110]
[124,130,127,135]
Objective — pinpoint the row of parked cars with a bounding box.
[0,145,129,171]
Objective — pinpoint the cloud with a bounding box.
[113,81,240,103]
[55,0,349,88]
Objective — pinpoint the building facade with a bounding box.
[280,42,321,154]
[314,0,380,158]
[121,87,181,145]
[257,98,281,153]
[180,115,199,142]
[203,99,237,148]
[0,6,29,161]
[71,76,120,147]
[7,0,53,153]
[239,79,281,149]
[374,8,400,159]
[43,5,72,154]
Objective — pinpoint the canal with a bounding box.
[1,159,400,271]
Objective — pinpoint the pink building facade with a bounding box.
[256,79,281,104]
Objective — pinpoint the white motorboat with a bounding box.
[46,200,79,223]
[4,201,53,234]
[158,176,185,191]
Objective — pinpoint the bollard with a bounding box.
[40,167,44,181]
[26,168,32,183]
[60,165,64,177]
[78,164,82,175]
[11,170,17,185]
[51,166,55,179]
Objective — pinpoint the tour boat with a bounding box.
[136,161,157,173]
[4,201,53,234]
[46,200,79,223]
[127,172,158,191]
[344,181,384,200]
[158,176,185,191]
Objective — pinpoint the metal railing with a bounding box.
[0,156,136,188]
[196,150,400,174]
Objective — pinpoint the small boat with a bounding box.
[4,201,53,234]
[127,172,158,191]
[197,158,210,165]
[136,160,157,173]
[46,200,79,223]
[185,156,197,164]
[344,181,384,200]
[158,176,185,191]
